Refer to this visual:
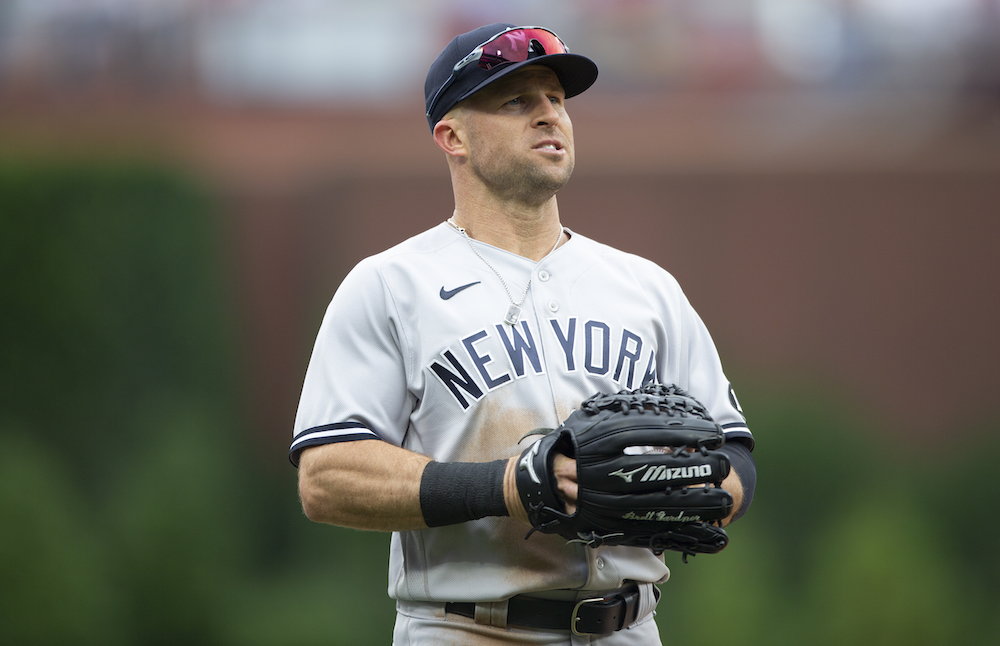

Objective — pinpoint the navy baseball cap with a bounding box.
[424,23,599,131]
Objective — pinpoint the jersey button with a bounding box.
[547,301,559,313]
[596,557,605,570]
[538,270,550,282]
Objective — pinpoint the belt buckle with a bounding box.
[570,596,607,636]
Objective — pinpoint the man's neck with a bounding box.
[451,196,565,261]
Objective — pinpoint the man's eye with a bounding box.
[507,98,522,106]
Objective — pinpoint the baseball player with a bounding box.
[291,23,756,645]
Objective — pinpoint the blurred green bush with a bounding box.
[1,161,996,645]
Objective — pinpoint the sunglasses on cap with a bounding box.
[426,26,570,121]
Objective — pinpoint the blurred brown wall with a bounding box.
[4,93,998,448]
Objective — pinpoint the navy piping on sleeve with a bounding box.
[289,422,381,467]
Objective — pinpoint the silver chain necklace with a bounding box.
[447,217,563,325]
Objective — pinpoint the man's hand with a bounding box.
[504,453,578,523]
[719,465,743,527]
[553,454,578,515]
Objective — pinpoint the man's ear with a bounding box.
[433,117,468,158]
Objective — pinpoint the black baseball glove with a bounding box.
[515,384,733,560]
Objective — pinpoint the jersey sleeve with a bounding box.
[680,291,754,450]
[627,251,754,451]
[289,257,413,466]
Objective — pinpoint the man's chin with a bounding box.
[514,174,573,206]
[476,160,574,205]
[531,164,574,194]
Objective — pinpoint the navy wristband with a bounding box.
[419,459,510,527]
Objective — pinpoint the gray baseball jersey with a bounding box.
[290,222,752,602]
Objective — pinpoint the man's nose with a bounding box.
[533,97,561,127]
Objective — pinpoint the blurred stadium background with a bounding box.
[2,1,998,644]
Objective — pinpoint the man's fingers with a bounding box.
[553,454,578,514]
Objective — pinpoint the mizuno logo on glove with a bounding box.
[610,464,713,482]
[608,466,647,482]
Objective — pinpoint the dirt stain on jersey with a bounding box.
[447,389,591,592]
[452,389,557,463]
[491,517,588,592]
[412,616,568,645]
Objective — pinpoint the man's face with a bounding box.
[456,66,575,206]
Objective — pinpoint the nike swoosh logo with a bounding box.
[440,281,481,300]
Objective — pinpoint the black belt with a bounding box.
[444,583,644,636]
